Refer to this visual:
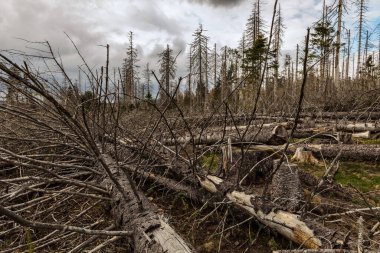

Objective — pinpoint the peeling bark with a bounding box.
[307,144,380,162]
[101,154,193,253]
[197,174,347,249]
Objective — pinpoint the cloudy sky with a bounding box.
[0,0,379,86]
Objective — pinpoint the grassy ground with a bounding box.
[355,138,380,145]
[298,161,380,193]
[201,153,220,173]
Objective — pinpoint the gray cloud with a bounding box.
[127,4,184,35]
[172,37,187,54]
[1,0,379,89]
[185,0,246,8]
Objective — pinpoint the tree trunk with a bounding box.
[307,144,380,162]
[245,144,380,162]
[198,173,343,249]
[335,123,380,132]
[101,154,193,253]
[163,125,288,146]
[357,0,364,77]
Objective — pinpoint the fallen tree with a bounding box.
[101,154,193,253]
[195,172,347,249]
[0,51,194,252]
[108,137,352,250]
[163,124,289,146]
[307,144,380,162]
[244,144,380,162]
[335,123,380,132]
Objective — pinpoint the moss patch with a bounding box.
[334,162,380,192]
[201,153,220,173]
[297,161,380,193]
[355,138,380,145]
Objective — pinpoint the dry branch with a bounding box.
[163,124,289,146]
[198,174,324,249]
[0,204,132,236]
[101,154,193,253]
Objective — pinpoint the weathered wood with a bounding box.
[336,123,380,132]
[176,111,380,125]
[101,154,193,253]
[163,125,288,146]
[106,139,354,250]
[291,147,319,165]
[283,111,380,120]
[245,144,380,162]
[352,131,380,139]
[307,144,380,162]
[199,174,323,249]
[352,131,372,139]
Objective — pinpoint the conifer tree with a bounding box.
[190,24,209,110]
[158,44,177,103]
[122,31,139,105]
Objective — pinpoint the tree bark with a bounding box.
[245,144,380,162]
[307,144,380,162]
[198,174,340,249]
[336,123,380,132]
[163,125,288,146]
[101,154,193,253]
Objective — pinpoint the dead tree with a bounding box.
[0,41,193,252]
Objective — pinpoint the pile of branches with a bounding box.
[0,38,379,253]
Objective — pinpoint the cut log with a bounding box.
[205,122,292,132]
[291,147,320,165]
[282,111,380,120]
[101,154,193,253]
[307,144,380,162]
[352,131,380,139]
[179,111,380,125]
[336,123,380,132]
[163,125,288,146]
[291,129,335,140]
[245,144,380,162]
[119,162,344,250]
[352,131,372,139]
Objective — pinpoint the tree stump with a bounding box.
[291,147,319,165]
